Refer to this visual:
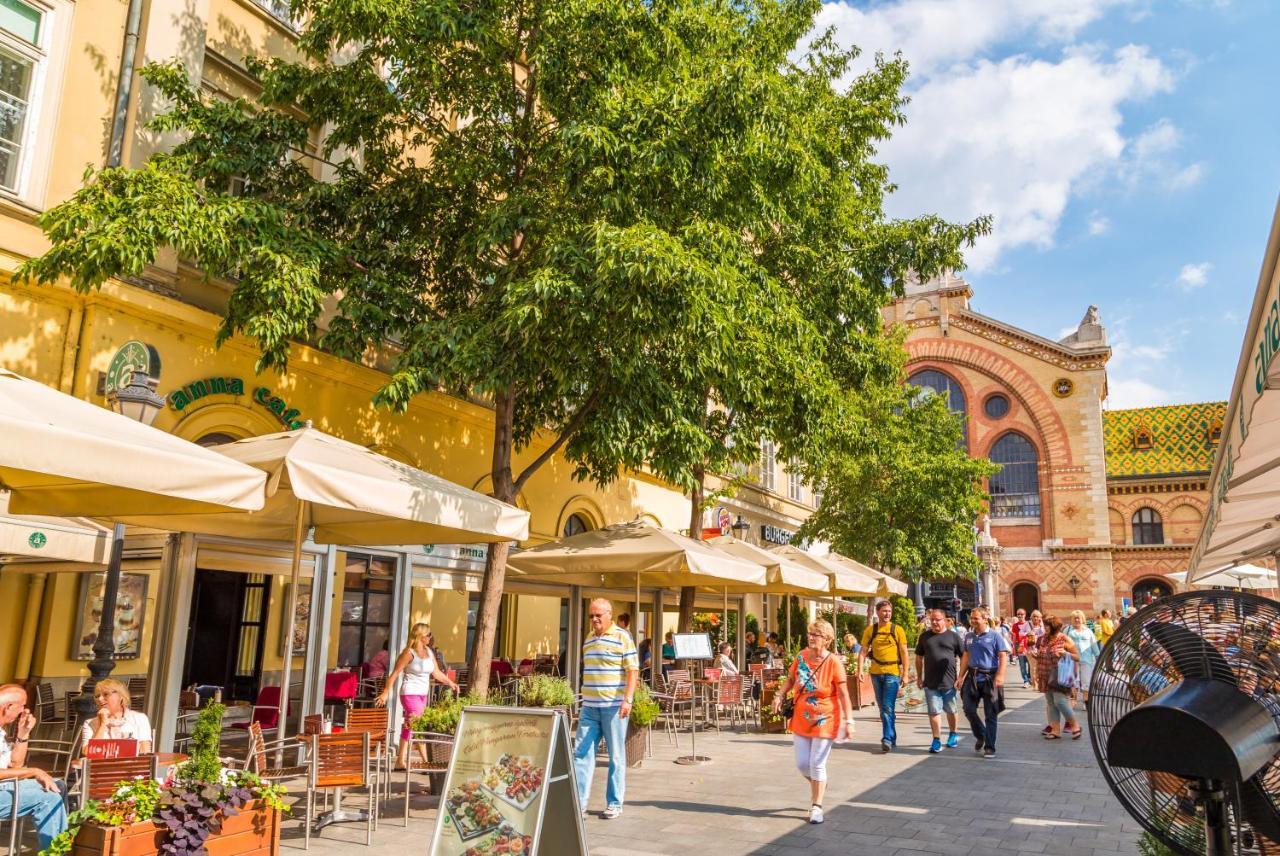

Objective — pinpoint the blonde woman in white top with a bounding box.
[80,678,152,753]
[376,622,459,769]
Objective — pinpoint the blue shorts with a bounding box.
[924,688,958,716]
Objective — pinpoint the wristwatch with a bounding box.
[14,737,28,744]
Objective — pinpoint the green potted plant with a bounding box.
[625,684,660,767]
[515,674,575,713]
[50,703,288,856]
[409,690,505,790]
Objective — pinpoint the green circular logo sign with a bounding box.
[106,340,160,393]
[28,531,47,549]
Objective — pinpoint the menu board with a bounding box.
[429,706,586,856]
[672,632,713,660]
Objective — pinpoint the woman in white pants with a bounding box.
[771,619,854,825]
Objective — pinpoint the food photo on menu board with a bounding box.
[434,710,553,856]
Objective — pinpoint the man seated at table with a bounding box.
[0,684,67,851]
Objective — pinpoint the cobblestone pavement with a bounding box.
[289,686,1142,855]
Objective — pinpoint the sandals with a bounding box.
[1070,726,1084,740]
[1043,732,1061,740]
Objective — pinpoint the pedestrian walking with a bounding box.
[1010,609,1033,687]
[1033,615,1082,739]
[914,608,963,753]
[574,598,639,819]
[858,599,909,753]
[0,684,67,851]
[1065,610,1100,704]
[1096,609,1115,647]
[376,622,460,769]
[995,616,1014,654]
[771,619,853,825]
[956,606,1010,758]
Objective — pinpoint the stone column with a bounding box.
[976,521,1003,616]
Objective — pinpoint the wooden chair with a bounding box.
[342,707,390,823]
[453,668,470,695]
[704,668,722,683]
[126,678,148,714]
[243,721,309,784]
[654,680,694,744]
[304,732,372,849]
[710,675,744,731]
[402,731,454,824]
[82,755,158,803]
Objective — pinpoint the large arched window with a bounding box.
[907,369,968,443]
[1132,507,1164,545]
[989,432,1040,518]
[1133,577,1172,606]
[563,513,592,538]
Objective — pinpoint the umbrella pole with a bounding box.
[786,595,791,650]
[279,500,306,761]
[636,572,642,642]
[832,590,837,652]
[723,587,728,651]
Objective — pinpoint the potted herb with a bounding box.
[49,703,288,856]
[515,674,574,713]
[625,684,659,768]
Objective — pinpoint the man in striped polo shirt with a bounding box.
[574,598,638,819]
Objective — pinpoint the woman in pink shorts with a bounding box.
[376,622,459,769]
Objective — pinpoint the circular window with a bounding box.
[984,395,1010,419]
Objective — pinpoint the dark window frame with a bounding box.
[908,369,969,444]
[338,553,396,668]
[1132,507,1165,545]
[988,431,1041,518]
[983,394,1010,419]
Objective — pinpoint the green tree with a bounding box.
[19,0,983,687]
[797,346,998,588]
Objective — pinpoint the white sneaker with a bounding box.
[809,805,824,824]
[602,806,622,820]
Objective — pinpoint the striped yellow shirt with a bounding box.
[581,625,638,708]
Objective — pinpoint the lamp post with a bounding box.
[76,371,165,722]
[1068,575,1081,598]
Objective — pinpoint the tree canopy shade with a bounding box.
[19,0,986,686]
[796,352,1000,584]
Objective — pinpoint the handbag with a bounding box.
[780,695,795,719]
[1050,652,1077,693]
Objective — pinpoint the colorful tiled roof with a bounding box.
[1103,402,1227,478]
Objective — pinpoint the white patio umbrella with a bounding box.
[0,368,267,516]
[1167,564,1277,590]
[112,427,531,726]
[768,544,881,644]
[826,551,909,597]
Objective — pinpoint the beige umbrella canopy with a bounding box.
[826,552,909,597]
[112,427,531,727]
[703,537,830,594]
[506,521,766,588]
[0,492,112,566]
[0,368,267,517]
[767,544,881,597]
[1167,564,1277,590]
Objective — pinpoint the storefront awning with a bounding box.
[1191,197,1280,579]
[0,492,110,566]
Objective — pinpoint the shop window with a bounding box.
[1132,507,1164,545]
[908,369,968,444]
[983,394,1010,419]
[0,0,42,194]
[988,432,1040,518]
[233,574,269,692]
[466,591,510,662]
[338,553,396,669]
[563,513,591,538]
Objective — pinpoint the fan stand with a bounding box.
[1188,779,1232,856]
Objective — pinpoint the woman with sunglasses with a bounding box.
[770,619,853,825]
[376,622,459,769]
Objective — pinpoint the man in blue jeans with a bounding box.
[574,599,638,819]
[956,607,1010,759]
[858,600,909,753]
[0,684,67,851]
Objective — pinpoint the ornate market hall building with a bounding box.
[884,273,1228,618]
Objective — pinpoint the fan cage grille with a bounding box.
[1088,590,1280,856]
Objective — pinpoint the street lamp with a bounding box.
[731,514,750,535]
[1068,575,1081,596]
[76,371,166,722]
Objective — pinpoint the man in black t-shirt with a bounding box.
[914,608,964,753]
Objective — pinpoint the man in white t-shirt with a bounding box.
[0,684,67,850]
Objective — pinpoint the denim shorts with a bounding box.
[924,687,958,716]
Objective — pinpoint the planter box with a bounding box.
[759,683,788,734]
[625,724,648,768]
[72,801,280,856]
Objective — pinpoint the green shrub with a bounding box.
[181,702,225,785]
[410,689,503,735]
[517,674,575,708]
[891,596,921,647]
[629,683,660,728]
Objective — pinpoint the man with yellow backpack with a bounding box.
[858,600,910,753]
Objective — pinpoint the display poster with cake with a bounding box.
[73,572,148,660]
[429,706,586,856]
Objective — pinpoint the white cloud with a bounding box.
[1121,118,1206,191]
[809,0,1199,271]
[1104,314,1188,408]
[1175,261,1212,291]
[1107,377,1177,408]
[1088,211,1111,235]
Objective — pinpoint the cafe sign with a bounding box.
[168,376,307,430]
[761,524,794,545]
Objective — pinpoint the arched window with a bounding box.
[1132,507,1164,545]
[989,432,1040,518]
[908,369,968,443]
[1133,577,1172,606]
[196,432,238,447]
[563,513,591,538]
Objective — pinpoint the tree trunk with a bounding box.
[468,388,518,695]
[677,468,705,632]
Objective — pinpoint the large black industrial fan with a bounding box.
[1089,590,1280,855]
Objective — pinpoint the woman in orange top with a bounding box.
[771,619,854,825]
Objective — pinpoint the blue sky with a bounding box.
[816,0,1280,409]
